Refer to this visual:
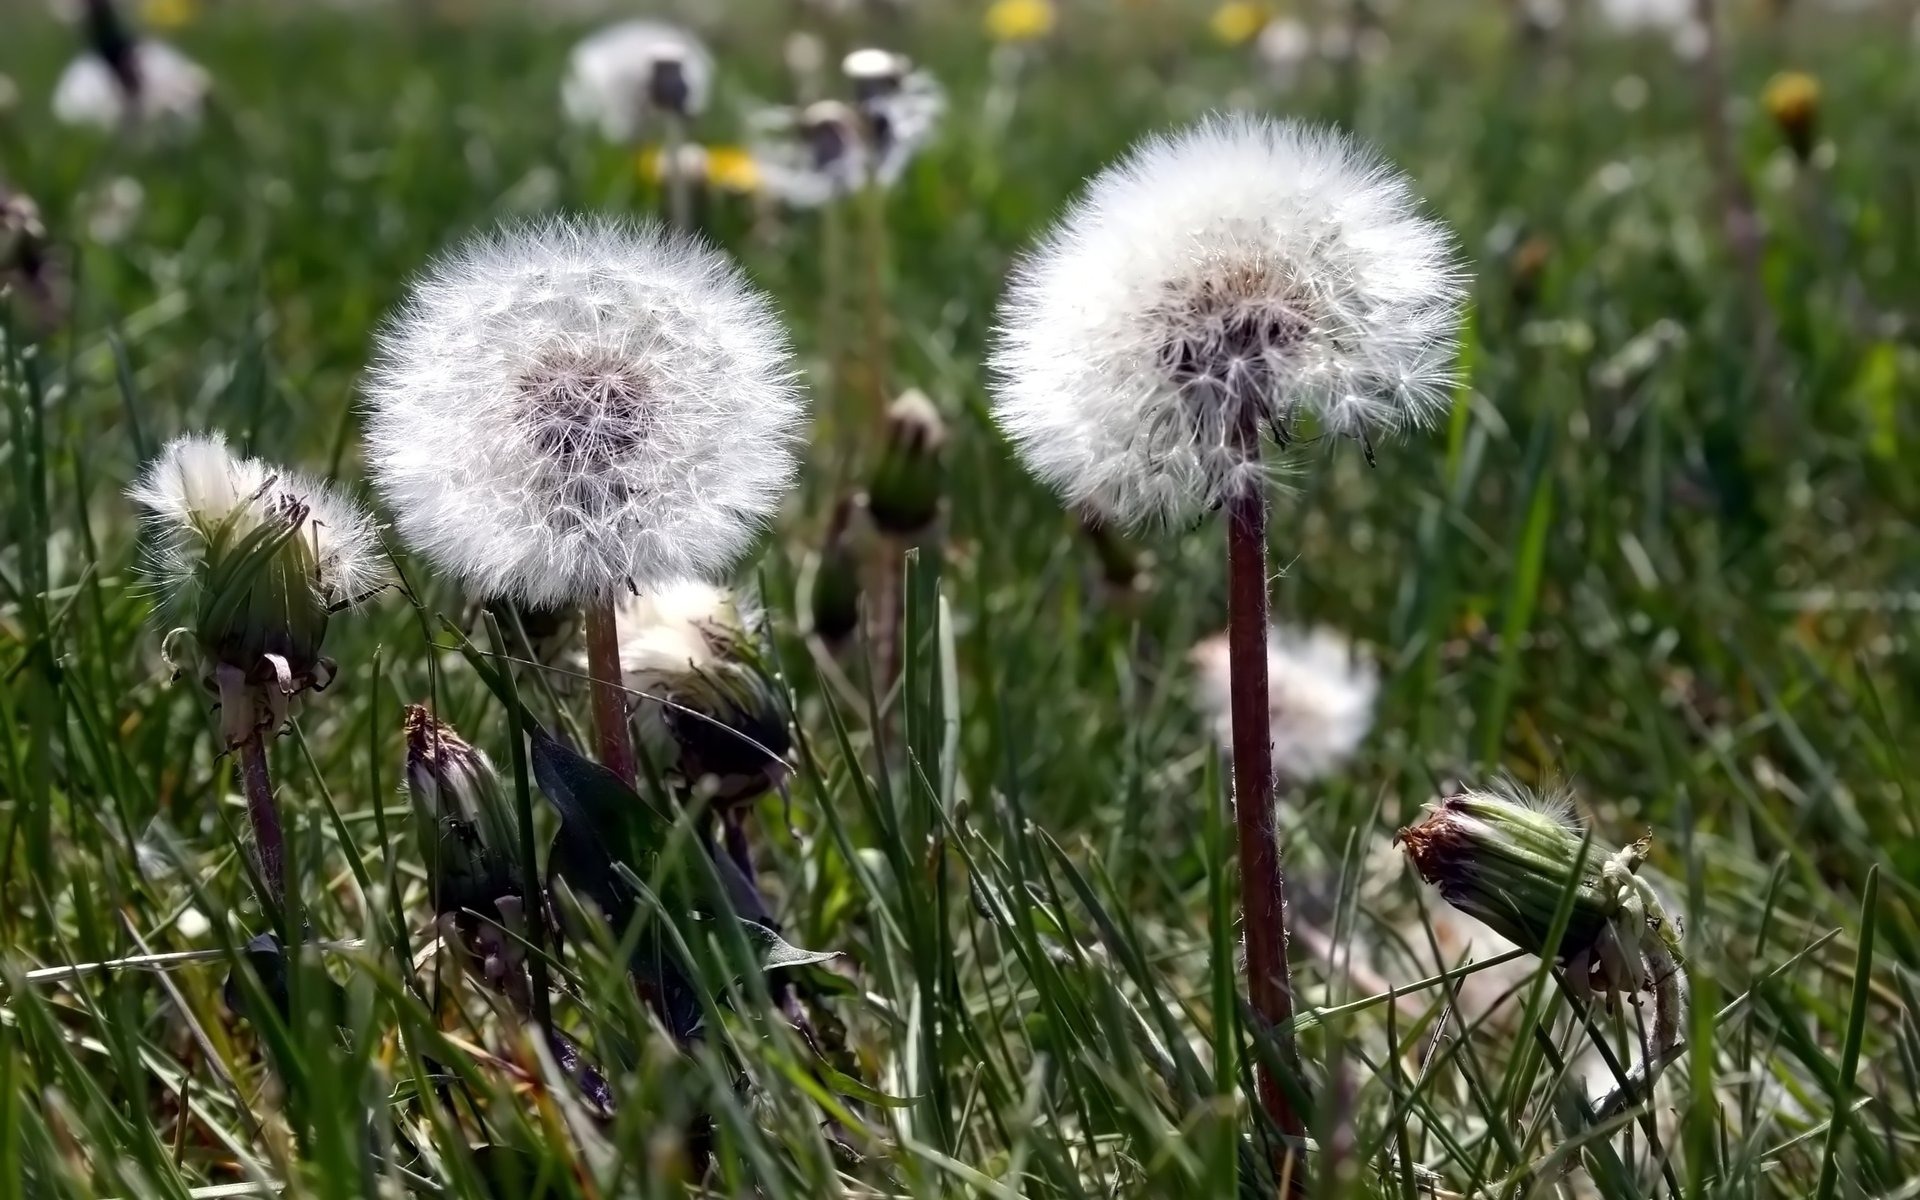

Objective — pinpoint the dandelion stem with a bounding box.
[664,114,693,232]
[236,729,287,917]
[584,599,637,787]
[1223,415,1306,1169]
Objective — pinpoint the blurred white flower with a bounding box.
[562,20,712,143]
[989,114,1464,525]
[749,53,945,209]
[363,215,805,609]
[1255,17,1313,81]
[1191,623,1379,782]
[52,40,209,131]
[85,174,145,243]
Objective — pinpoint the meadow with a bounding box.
[2,0,1918,1197]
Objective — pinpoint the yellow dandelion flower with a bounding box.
[1210,1,1266,46]
[1762,71,1820,161]
[139,0,199,30]
[705,146,762,194]
[986,0,1057,43]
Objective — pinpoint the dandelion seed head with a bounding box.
[52,40,209,130]
[562,20,713,142]
[990,113,1465,525]
[363,216,805,609]
[1192,623,1379,782]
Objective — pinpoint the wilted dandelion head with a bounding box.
[562,20,713,143]
[616,582,790,803]
[990,113,1464,526]
[127,433,385,737]
[52,39,209,131]
[363,216,805,610]
[1191,623,1379,782]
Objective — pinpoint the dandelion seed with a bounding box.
[989,113,1464,527]
[562,20,713,144]
[363,215,805,610]
[1191,623,1378,783]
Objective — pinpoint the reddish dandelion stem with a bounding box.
[237,729,286,914]
[584,599,637,787]
[1224,420,1305,1178]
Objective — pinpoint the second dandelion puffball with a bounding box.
[363,216,805,609]
[989,114,1464,525]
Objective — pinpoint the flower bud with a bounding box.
[808,497,862,645]
[404,706,516,918]
[129,434,385,747]
[1396,787,1619,962]
[618,584,793,805]
[866,388,947,537]
[1763,71,1820,163]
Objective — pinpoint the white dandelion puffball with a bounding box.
[562,20,714,143]
[363,216,805,610]
[990,114,1464,526]
[52,41,210,131]
[1191,623,1379,782]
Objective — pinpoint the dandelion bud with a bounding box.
[1762,71,1820,162]
[404,706,515,915]
[866,388,948,537]
[1,184,64,329]
[1509,232,1552,310]
[802,101,860,174]
[808,498,863,645]
[618,583,792,805]
[563,21,713,143]
[1080,517,1153,597]
[1396,786,1622,966]
[363,216,805,609]
[990,115,1464,525]
[128,433,385,747]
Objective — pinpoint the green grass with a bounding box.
[3,1,1919,1196]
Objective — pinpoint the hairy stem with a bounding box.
[237,729,286,918]
[584,599,637,787]
[1224,422,1305,1172]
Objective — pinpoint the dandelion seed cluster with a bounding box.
[363,216,804,609]
[1191,623,1378,782]
[562,20,713,142]
[53,40,210,130]
[990,114,1463,525]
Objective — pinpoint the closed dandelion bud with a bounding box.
[866,388,947,537]
[1763,71,1820,162]
[1509,232,1552,310]
[808,498,863,644]
[617,583,792,805]
[128,433,386,747]
[1081,517,1153,596]
[1396,785,1620,965]
[404,706,515,917]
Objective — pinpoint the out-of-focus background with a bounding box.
[1,1,1916,1197]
